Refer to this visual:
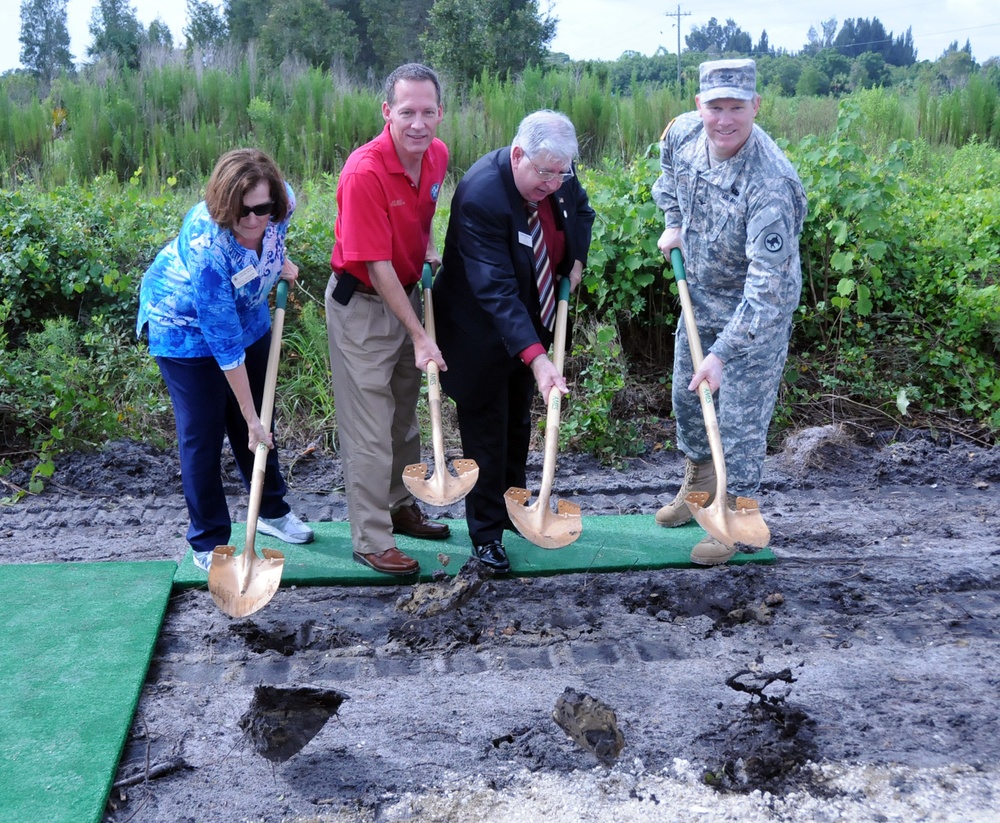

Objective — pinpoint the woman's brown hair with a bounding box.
[204,148,290,230]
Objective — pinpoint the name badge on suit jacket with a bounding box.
[518,231,532,247]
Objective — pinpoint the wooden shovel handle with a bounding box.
[535,276,572,508]
[419,264,448,469]
[669,249,728,497]
[244,278,289,553]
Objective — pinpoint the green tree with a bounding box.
[223,0,268,46]
[686,17,722,53]
[937,41,975,90]
[146,16,174,48]
[257,0,358,69]
[184,0,228,59]
[753,30,771,57]
[851,51,888,89]
[813,47,852,93]
[796,63,829,96]
[422,0,555,88]
[686,17,751,55]
[88,0,145,69]
[19,0,74,82]
[761,53,802,96]
[803,18,837,55]
[887,27,916,67]
[357,0,433,76]
[721,19,751,54]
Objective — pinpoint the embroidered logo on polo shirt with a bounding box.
[389,199,406,207]
[431,183,440,201]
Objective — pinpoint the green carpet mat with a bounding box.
[0,561,177,823]
[174,515,774,587]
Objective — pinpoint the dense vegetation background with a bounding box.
[2,1,999,495]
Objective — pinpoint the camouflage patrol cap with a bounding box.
[698,58,757,102]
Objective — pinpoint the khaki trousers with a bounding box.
[325,276,422,554]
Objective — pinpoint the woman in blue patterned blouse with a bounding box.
[137,148,313,572]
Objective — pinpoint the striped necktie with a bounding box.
[526,201,555,331]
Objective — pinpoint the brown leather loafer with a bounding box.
[391,503,450,540]
[352,547,419,576]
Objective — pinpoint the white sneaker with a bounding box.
[257,512,314,544]
[193,550,212,572]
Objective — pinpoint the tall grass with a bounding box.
[918,73,1000,146]
[15,52,996,191]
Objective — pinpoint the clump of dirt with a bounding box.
[230,619,360,656]
[551,687,626,767]
[622,565,782,633]
[395,556,494,617]
[699,666,819,795]
[238,685,349,763]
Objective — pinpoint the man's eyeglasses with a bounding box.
[240,201,274,218]
[525,153,574,183]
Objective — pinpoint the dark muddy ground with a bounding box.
[2,425,1000,822]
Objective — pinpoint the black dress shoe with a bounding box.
[472,539,510,573]
[391,503,450,540]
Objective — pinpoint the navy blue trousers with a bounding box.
[454,361,535,545]
[156,332,290,554]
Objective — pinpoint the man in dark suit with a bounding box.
[433,110,595,573]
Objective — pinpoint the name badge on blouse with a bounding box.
[231,264,258,288]
[518,231,532,247]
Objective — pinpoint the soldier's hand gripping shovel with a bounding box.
[208,280,289,617]
[402,264,479,506]
[669,248,770,549]
[504,276,582,549]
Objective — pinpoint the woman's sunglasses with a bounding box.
[239,201,274,218]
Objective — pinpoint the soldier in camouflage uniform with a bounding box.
[651,58,807,565]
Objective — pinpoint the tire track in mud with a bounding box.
[3,430,1000,820]
[129,551,1000,808]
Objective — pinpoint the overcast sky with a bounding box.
[2,0,998,75]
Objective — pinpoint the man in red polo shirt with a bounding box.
[326,63,450,576]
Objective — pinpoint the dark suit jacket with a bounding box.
[434,147,595,408]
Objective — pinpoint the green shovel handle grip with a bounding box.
[275,277,289,310]
[670,248,686,282]
[422,262,433,291]
[557,275,571,302]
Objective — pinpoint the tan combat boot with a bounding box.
[690,536,737,566]
[654,458,716,528]
[689,495,741,565]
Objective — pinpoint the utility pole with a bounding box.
[666,5,691,90]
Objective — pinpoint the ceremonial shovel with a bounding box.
[504,276,582,549]
[402,264,479,506]
[208,280,288,617]
[670,248,770,549]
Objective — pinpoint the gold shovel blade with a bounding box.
[504,486,583,550]
[208,544,286,618]
[402,458,480,507]
[685,491,771,549]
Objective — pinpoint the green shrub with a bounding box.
[0,170,186,345]
[577,155,677,368]
[562,320,652,466]
[0,311,170,498]
[785,97,1000,431]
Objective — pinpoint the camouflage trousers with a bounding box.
[671,320,792,497]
